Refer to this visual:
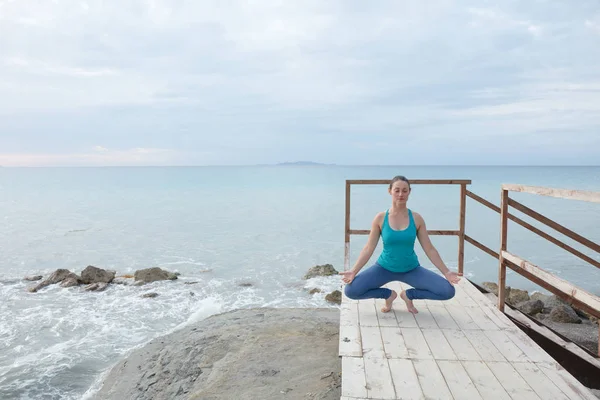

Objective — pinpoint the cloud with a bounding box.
[0,1,599,166]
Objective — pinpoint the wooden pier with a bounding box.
[338,279,597,399]
[340,179,600,399]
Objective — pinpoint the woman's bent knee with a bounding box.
[441,282,456,300]
[344,283,358,300]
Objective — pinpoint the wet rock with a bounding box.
[530,292,550,303]
[304,264,338,279]
[81,265,116,284]
[508,288,530,305]
[549,305,582,323]
[28,269,79,293]
[23,275,43,281]
[142,292,159,298]
[184,281,199,285]
[517,300,544,316]
[481,282,499,295]
[325,290,341,305]
[238,283,253,287]
[84,282,109,292]
[60,277,80,288]
[134,267,178,283]
[309,288,322,295]
[112,277,134,285]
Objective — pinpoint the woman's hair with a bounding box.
[389,175,411,190]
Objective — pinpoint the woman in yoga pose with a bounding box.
[340,175,462,313]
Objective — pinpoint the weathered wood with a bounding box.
[437,360,483,399]
[466,191,600,268]
[345,181,351,271]
[349,229,459,236]
[486,362,541,400]
[498,189,509,312]
[387,359,425,399]
[341,357,368,398]
[502,183,600,203]
[347,179,472,185]
[458,183,467,275]
[508,197,600,255]
[462,360,511,399]
[502,251,600,319]
[412,359,454,399]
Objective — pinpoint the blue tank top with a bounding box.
[376,209,420,272]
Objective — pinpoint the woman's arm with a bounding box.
[414,212,461,283]
[350,212,383,273]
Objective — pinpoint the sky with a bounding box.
[0,0,599,167]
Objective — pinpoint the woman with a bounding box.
[340,175,462,314]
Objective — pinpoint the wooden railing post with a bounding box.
[458,183,467,275]
[498,188,509,311]
[344,181,351,271]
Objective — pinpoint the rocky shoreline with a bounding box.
[480,281,599,355]
[90,308,342,400]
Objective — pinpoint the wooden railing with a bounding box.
[344,179,600,357]
[467,184,600,357]
[344,179,471,273]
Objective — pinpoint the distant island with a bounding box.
[276,161,335,166]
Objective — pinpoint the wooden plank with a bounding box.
[363,356,396,399]
[502,251,600,319]
[507,197,600,254]
[465,234,499,258]
[340,302,362,357]
[423,329,458,360]
[388,359,425,400]
[502,183,600,203]
[380,327,409,359]
[463,330,507,362]
[350,229,459,236]
[536,362,598,400]
[358,300,379,327]
[413,306,440,329]
[376,299,401,327]
[413,360,454,400]
[339,324,363,357]
[360,326,386,359]
[512,362,570,400]
[345,181,351,270]
[466,189,500,212]
[485,361,541,400]
[401,327,434,360]
[445,304,480,330]
[458,183,467,275]
[429,305,460,329]
[483,330,528,362]
[464,306,501,330]
[503,304,600,369]
[437,360,483,399]
[442,329,482,361]
[341,356,368,398]
[479,304,515,330]
[504,328,556,364]
[498,188,509,312]
[347,179,472,185]
[462,360,511,399]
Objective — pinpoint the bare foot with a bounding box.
[381,290,397,313]
[400,290,419,314]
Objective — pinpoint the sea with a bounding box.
[1,165,599,399]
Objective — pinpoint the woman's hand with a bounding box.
[444,270,462,285]
[339,270,357,284]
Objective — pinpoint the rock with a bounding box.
[309,288,322,295]
[303,264,338,279]
[60,277,80,288]
[544,295,568,310]
[91,308,342,400]
[81,266,115,284]
[517,300,544,316]
[184,281,199,285]
[508,288,530,305]
[549,305,581,323]
[481,282,499,295]
[134,267,178,283]
[238,283,253,287]
[28,269,79,293]
[112,277,134,285]
[530,292,550,303]
[84,282,109,292]
[23,275,43,281]
[325,290,341,305]
[142,292,159,298]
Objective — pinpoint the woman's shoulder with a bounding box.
[410,210,425,227]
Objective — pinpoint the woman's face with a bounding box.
[389,181,411,203]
